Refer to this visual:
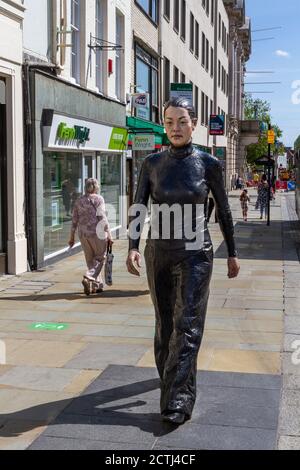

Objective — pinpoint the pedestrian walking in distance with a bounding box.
[126,97,240,426]
[68,178,113,295]
[256,174,269,220]
[240,189,250,222]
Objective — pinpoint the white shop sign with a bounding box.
[43,113,127,152]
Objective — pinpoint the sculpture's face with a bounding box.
[164,106,197,148]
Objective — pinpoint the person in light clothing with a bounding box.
[68,178,113,295]
[240,189,250,222]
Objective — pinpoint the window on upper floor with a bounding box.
[201,32,205,67]
[181,72,185,83]
[201,91,205,125]
[211,0,214,25]
[218,13,221,41]
[71,0,81,83]
[210,47,214,77]
[164,0,170,20]
[136,0,158,24]
[206,38,209,71]
[95,0,106,93]
[195,85,199,118]
[190,12,194,53]
[180,0,186,41]
[135,44,159,123]
[164,57,170,102]
[173,0,179,32]
[195,21,199,58]
[115,9,124,101]
[173,65,179,82]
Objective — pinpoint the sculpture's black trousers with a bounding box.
[144,241,213,418]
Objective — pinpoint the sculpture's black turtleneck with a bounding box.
[129,142,237,258]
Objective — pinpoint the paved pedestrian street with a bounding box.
[0,190,299,450]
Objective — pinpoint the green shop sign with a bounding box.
[57,122,90,144]
[109,127,128,151]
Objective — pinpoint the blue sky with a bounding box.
[245,0,300,146]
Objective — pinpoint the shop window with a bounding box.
[99,153,122,229]
[43,152,82,257]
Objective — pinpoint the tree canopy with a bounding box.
[244,95,285,167]
[294,135,300,151]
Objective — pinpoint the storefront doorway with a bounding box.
[0,77,7,274]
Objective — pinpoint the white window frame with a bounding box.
[71,0,81,83]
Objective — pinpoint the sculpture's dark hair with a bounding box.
[164,97,197,120]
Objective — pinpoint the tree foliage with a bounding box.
[244,95,285,167]
[294,135,300,151]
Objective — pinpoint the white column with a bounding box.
[5,69,28,274]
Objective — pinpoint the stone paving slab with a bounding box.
[65,342,150,370]
[28,364,282,450]
[0,366,81,392]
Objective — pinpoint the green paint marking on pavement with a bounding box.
[29,322,69,331]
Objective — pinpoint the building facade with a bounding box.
[22,0,131,269]
[160,0,230,183]
[0,0,27,275]
[224,0,259,189]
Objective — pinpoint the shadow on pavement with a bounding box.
[0,378,177,440]
[0,290,150,302]
[214,220,300,261]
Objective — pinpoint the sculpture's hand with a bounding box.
[227,257,240,279]
[126,250,142,277]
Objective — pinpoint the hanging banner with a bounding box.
[209,115,225,136]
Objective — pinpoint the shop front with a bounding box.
[42,111,127,261]
[25,70,127,269]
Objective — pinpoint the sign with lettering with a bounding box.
[43,112,127,151]
[56,122,90,144]
[209,115,225,136]
[170,83,193,107]
[132,93,150,120]
[132,134,155,151]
